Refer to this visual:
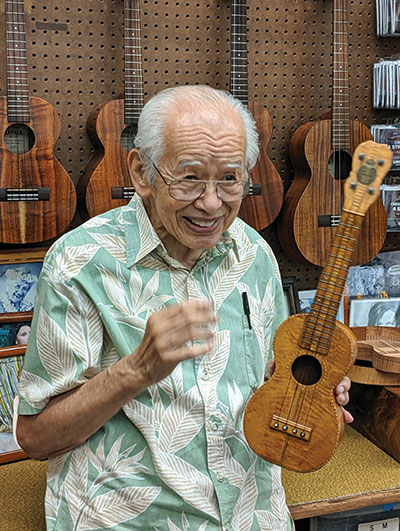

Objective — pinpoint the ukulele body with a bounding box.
[238,101,284,230]
[278,118,387,266]
[0,96,76,244]
[243,314,358,473]
[78,98,133,219]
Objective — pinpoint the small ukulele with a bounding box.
[0,0,76,244]
[244,141,392,473]
[277,0,387,266]
[230,0,284,230]
[78,0,143,218]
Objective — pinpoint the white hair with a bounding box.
[134,85,259,183]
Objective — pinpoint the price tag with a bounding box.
[358,517,399,531]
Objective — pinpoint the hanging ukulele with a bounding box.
[78,0,143,218]
[244,141,392,473]
[277,0,387,267]
[230,0,284,230]
[0,0,76,244]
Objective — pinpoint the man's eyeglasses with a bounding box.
[152,163,249,202]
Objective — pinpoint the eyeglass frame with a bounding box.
[151,162,250,202]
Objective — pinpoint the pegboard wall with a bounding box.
[0,0,399,289]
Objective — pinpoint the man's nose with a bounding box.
[195,182,223,209]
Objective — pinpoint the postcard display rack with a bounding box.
[0,0,399,528]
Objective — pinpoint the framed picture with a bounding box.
[381,184,400,232]
[346,249,400,299]
[349,297,400,328]
[0,249,45,315]
[282,276,301,318]
[298,289,316,314]
[0,346,27,465]
[299,289,345,323]
[0,312,33,349]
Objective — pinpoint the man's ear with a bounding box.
[127,149,152,198]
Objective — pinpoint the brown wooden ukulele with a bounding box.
[0,0,76,244]
[244,141,392,473]
[230,0,284,230]
[78,0,142,218]
[277,0,387,267]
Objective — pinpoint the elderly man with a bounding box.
[16,85,350,530]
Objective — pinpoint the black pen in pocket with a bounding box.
[242,292,252,330]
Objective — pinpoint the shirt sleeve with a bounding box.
[18,247,105,415]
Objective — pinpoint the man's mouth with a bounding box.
[184,217,219,229]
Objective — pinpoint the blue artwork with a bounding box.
[0,262,42,313]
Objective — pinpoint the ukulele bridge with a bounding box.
[270,415,312,441]
[0,187,50,201]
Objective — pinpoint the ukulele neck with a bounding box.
[300,208,364,354]
[124,0,144,125]
[230,0,248,106]
[6,0,30,122]
[332,0,350,151]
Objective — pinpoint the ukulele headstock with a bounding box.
[343,140,393,216]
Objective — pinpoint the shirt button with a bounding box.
[211,422,219,431]
[217,472,224,482]
[202,370,209,380]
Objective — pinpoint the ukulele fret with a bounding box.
[0,187,50,202]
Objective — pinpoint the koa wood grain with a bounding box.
[230,0,284,230]
[78,0,142,218]
[0,0,76,244]
[244,141,393,472]
[277,0,386,266]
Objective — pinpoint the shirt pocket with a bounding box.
[242,313,265,391]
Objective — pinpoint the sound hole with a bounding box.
[121,124,137,152]
[4,124,35,154]
[292,355,322,386]
[327,150,352,180]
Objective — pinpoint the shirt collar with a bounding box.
[124,195,239,269]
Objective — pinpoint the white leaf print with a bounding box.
[36,308,78,391]
[97,265,131,315]
[84,217,110,228]
[89,233,126,261]
[52,244,100,282]
[157,362,184,402]
[170,271,189,303]
[154,452,218,518]
[212,250,257,311]
[63,448,90,524]
[231,464,258,531]
[77,486,161,530]
[206,331,230,386]
[270,464,290,523]
[65,290,103,367]
[167,518,182,531]
[222,442,247,488]
[159,387,204,454]
[227,381,245,423]
[18,370,53,409]
[255,510,283,530]
[128,267,143,307]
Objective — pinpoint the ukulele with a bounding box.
[244,141,392,473]
[230,0,284,230]
[0,0,76,244]
[78,0,142,218]
[277,0,387,267]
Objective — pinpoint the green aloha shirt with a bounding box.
[18,195,294,531]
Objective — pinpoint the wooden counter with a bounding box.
[283,426,400,520]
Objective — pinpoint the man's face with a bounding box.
[135,102,247,267]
